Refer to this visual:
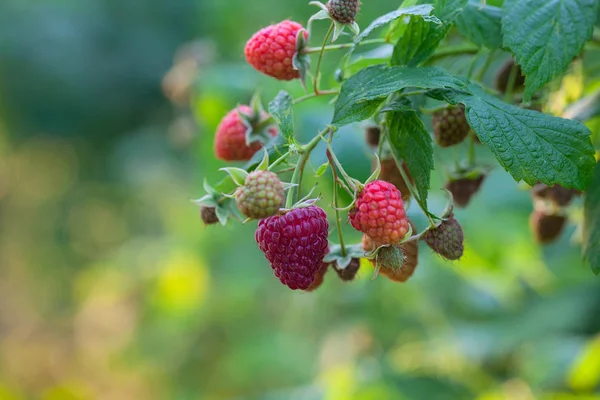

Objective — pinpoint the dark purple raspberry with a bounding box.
[255,206,330,290]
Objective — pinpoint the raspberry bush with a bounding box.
[196,0,600,289]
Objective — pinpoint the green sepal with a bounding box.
[194,180,243,226]
[235,97,276,147]
[219,167,248,186]
[364,153,381,184]
[255,149,270,172]
[324,243,365,269]
[293,30,311,90]
[314,162,329,177]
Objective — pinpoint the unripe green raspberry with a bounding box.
[327,0,360,24]
[236,170,285,219]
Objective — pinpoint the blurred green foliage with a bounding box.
[0,0,599,399]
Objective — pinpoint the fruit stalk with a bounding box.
[302,38,386,54]
[326,144,347,257]
[314,22,335,95]
[285,134,323,208]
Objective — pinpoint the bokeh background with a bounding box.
[1,0,600,399]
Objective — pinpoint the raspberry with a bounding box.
[305,263,329,292]
[531,183,580,207]
[378,158,413,202]
[363,221,418,283]
[445,174,486,208]
[214,105,277,161]
[423,215,464,260]
[245,20,308,81]
[365,126,381,148]
[200,206,219,225]
[349,180,409,245]
[327,0,360,24]
[333,258,361,281]
[255,206,330,290]
[236,170,285,219]
[379,240,419,283]
[432,105,471,148]
[495,59,525,94]
[530,210,566,244]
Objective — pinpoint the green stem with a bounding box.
[302,38,386,54]
[504,62,519,103]
[401,90,427,97]
[325,142,358,193]
[293,89,339,105]
[285,134,323,208]
[427,44,480,63]
[468,132,476,166]
[268,150,291,171]
[420,105,449,115]
[313,22,335,95]
[395,158,436,228]
[475,50,496,82]
[326,146,347,257]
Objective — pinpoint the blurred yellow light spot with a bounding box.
[543,394,600,400]
[42,383,91,400]
[320,364,357,400]
[357,257,374,280]
[154,253,209,314]
[549,60,583,115]
[0,383,23,400]
[477,393,505,400]
[568,335,600,392]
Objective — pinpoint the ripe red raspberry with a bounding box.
[255,206,329,290]
[432,105,471,148]
[530,210,566,244]
[236,170,285,219]
[245,20,308,81]
[349,180,409,245]
[423,215,464,260]
[327,0,361,24]
[214,105,277,161]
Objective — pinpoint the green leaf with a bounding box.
[428,83,596,190]
[268,91,294,141]
[390,0,468,66]
[584,161,600,275]
[386,110,434,208]
[502,0,599,101]
[244,135,288,171]
[332,65,467,126]
[349,4,439,61]
[455,1,503,49]
[435,0,471,21]
[391,16,450,67]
